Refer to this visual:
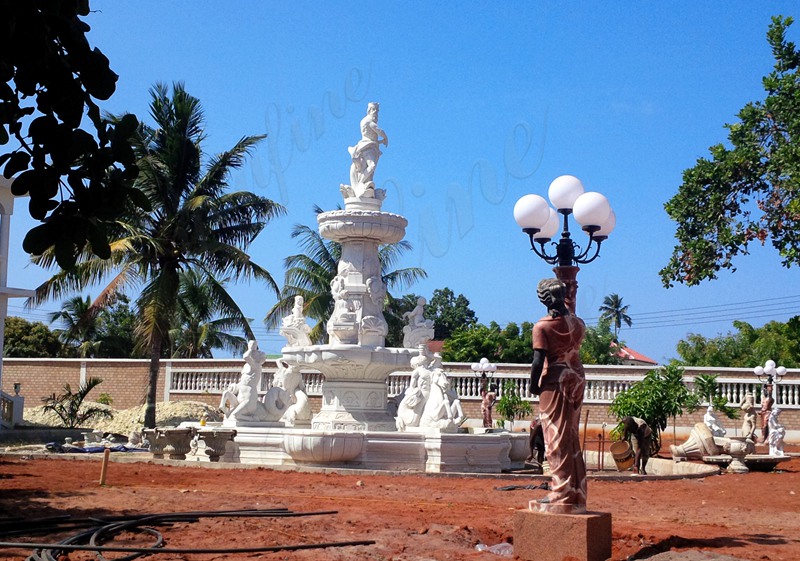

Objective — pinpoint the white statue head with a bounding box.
[368,102,379,116]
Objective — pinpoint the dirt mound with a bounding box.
[21,401,223,436]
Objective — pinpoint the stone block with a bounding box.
[513,509,611,561]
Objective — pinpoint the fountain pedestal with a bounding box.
[282,345,415,431]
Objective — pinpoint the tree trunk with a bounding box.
[144,331,163,429]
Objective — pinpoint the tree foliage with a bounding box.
[661,16,800,286]
[598,293,632,338]
[425,288,477,340]
[3,316,65,357]
[494,381,532,423]
[30,83,284,428]
[673,318,800,368]
[609,365,700,454]
[264,206,427,344]
[580,318,624,365]
[440,321,533,363]
[1,1,142,268]
[41,376,113,428]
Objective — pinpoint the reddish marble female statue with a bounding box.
[530,278,587,514]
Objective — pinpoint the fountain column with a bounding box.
[281,103,416,431]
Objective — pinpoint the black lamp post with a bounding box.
[514,175,615,311]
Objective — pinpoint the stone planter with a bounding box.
[197,428,237,462]
[283,432,364,463]
[161,427,195,460]
[143,428,168,459]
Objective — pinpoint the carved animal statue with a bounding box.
[268,360,312,426]
[419,368,456,430]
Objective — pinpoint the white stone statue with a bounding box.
[767,408,786,456]
[346,102,388,198]
[739,392,757,441]
[220,340,272,421]
[280,295,312,347]
[257,360,312,426]
[402,296,435,348]
[395,350,460,432]
[704,405,727,437]
[395,353,432,431]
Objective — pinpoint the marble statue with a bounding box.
[703,406,727,437]
[220,340,271,421]
[767,408,786,456]
[481,383,497,428]
[529,278,587,514]
[395,353,432,430]
[280,295,313,347]
[739,392,757,441]
[402,296,435,348]
[264,360,312,426]
[759,384,774,443]
[395,349,461,431]
[346,102,388,198]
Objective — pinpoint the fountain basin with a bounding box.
[284,432,364,463]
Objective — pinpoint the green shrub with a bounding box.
[42,377,114,428]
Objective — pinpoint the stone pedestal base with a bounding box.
[513,509,611,561]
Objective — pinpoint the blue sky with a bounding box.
[7,3,800,363]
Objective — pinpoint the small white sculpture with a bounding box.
[347,102,388,197]
[220,340,273,422]
[271,360,312,426]
[767,408,786,457]
[395,350,460,432]
[704,406,727,437]
[280,295,312,347]
[402,296,435,348]
[739,392,757,441]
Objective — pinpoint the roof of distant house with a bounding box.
[615,345,658,365]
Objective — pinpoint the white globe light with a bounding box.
[534,207,560,240]
[471,363,479,371]
[480,357,489,365]
[765,360,776,374]
[777,366,787,377]
[595,209,616,237]
[573,192,611,228]
[513,194,550,229]
[754,366,764,377]
[548,175,585,210]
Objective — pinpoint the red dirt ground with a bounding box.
[1,448,798,561]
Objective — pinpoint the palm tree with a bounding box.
[48,295,101,358]
[30,83,285,428]
[265,205,427,343]
[598,293,632,339]
[169,268,249,359]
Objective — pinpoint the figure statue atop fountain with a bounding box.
[280,295,313,347]
[703,405,727,437]
[767,408,786,456]
[344,102,389,199]
[220,340,272,422]
[739,392,757,441]
[529,278,587,514]
[402,296,435,348]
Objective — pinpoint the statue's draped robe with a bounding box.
[533,313,587,512]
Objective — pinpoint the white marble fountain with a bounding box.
[184,103,527,473]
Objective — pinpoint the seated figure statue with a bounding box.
[280,295,312,347]
[395,353,432,431]
[220,341,272,422]
[704,405,727,437]
[402,296,435,348]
